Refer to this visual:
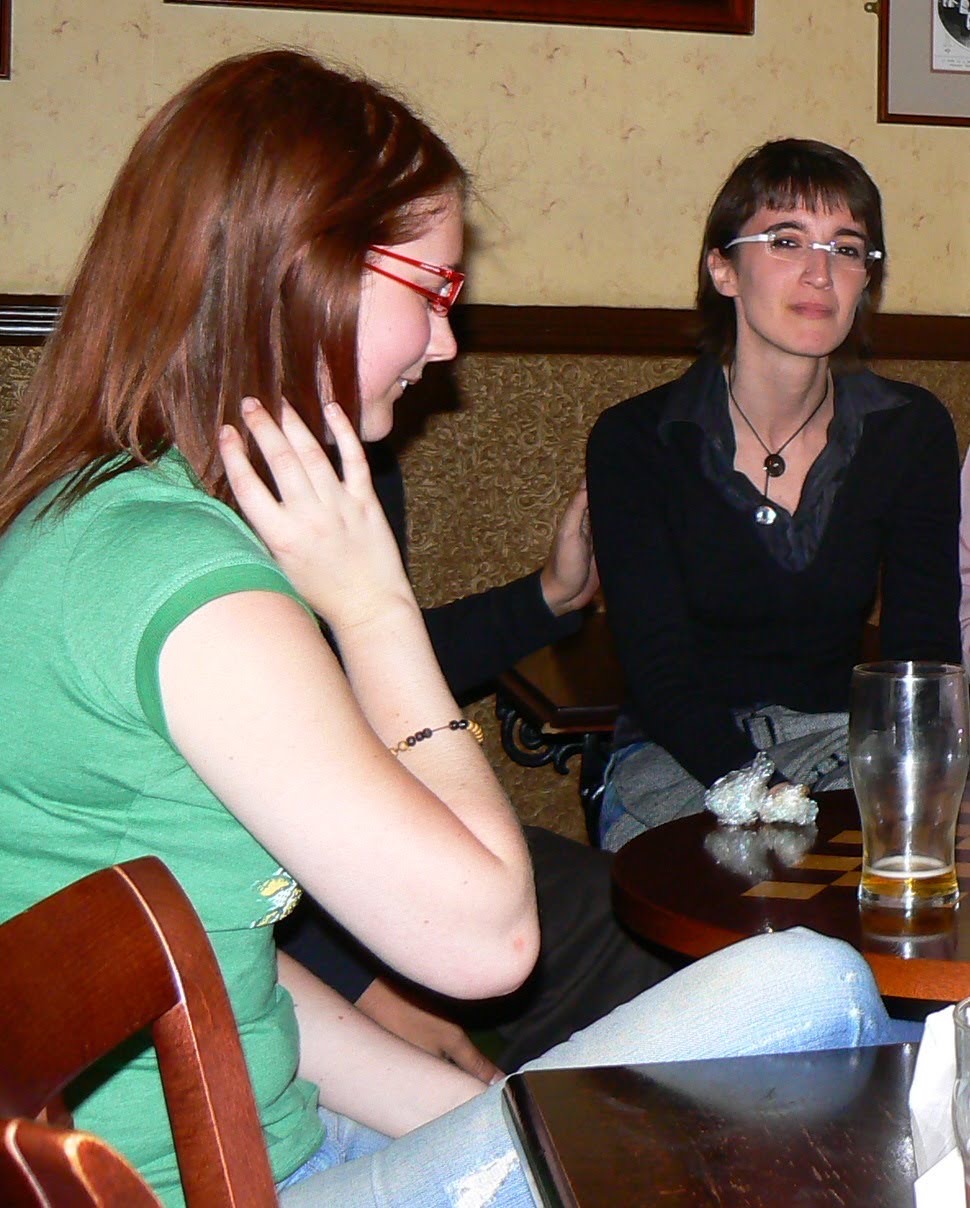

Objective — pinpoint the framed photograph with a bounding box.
[165,0,754,35]
[1,0,10,80]
[878,0,970,126]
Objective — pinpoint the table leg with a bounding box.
[495,696,611,846]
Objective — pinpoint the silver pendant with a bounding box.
[754,503,777,526]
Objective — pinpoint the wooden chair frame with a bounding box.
[0,857,278,1206]
[0,1115,162,1206]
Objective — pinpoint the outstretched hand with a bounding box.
[539,480,600,617]
[219,398,413,630]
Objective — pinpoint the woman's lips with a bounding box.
[790,303,836,319]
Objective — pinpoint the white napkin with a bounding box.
[909,1005,966,1205]
[915,1148,964,1207]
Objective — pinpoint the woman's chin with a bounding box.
[358,409,395,443]
[357,422,393,446]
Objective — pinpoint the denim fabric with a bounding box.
[276,1110,390,1193]
[600,705,851,851]
[599,742,643,843]
[278,928,896,1206]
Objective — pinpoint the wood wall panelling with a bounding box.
[2,296,969,360]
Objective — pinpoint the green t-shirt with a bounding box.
[0,452,323,1204]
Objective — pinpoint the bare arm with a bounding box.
[158,400,538,998]
[355,978,502,1084]
[278,953,486,1137]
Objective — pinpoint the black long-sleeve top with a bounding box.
[586,357,962,791]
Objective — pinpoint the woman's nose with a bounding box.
[427,313,458,363]
[802,245,834,286]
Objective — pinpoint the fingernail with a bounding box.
[241,397,259,413]
[218,425,234,441]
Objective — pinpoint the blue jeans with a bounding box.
[600,707,851,851]
[278,928,899,1206]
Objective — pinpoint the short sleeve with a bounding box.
[63,495,311,741]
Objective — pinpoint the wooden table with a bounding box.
[504,1044,918,1207]
[495,611,622,841]
[613,787,970,1003]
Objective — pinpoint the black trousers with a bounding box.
[277,825,673,1071]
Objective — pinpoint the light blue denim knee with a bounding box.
[279,929,892,1205]
[276,1109,391,1192]
[523,927,894,1072]
[277,1087,535,1207]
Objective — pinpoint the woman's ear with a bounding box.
[707,248,739,299]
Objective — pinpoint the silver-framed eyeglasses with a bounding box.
[724,231,883,274]
[365,245,465,316]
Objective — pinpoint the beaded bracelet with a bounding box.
[388,717,485,757]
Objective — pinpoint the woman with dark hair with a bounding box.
[0,77,900,1204]
[588,138,961,852]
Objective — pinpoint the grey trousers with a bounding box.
[601,705,851,852]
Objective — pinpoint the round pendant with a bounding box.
[754,503,777,526]
[764,453,786,478]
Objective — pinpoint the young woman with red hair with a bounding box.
[0,53,896,1206]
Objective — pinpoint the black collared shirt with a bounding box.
[660,358,909,572]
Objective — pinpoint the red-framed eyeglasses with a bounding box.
[365,245,465,317]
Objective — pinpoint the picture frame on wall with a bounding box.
[878,0,970,126]
[1,0,11,80]
[165,0,754,35]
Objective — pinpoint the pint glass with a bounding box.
[849,661,969,910]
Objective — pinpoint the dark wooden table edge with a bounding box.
[496,667,617,733]
[865,950,970,1003]
[613,864,970,1003]
[503,1078,579,1208]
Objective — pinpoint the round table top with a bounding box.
[612,788,970,1002]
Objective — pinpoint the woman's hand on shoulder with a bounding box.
[540,480,600,617]
[219,398,413,631]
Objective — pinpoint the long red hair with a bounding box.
[0,49,466,533]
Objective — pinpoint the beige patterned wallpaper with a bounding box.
[2,1,968,313]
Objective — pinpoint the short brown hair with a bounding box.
[696,138,885,363]
[0,49,466,533]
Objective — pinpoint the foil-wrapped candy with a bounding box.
[704,751,818,827]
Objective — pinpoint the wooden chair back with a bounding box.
[0,1115,162,1206]
[0,857,278,1206]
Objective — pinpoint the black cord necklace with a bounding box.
[728,372,831,527]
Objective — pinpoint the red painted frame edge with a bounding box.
[877,0,970,128]
[164,0,754,35]
[1,0,11,80]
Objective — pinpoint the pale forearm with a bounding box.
[279,952,485,1137]
[335,602,537,981]
[333,598,528,866]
